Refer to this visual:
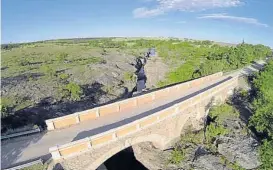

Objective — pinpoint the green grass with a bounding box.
[123,72,136,83]
[1,96,33,115]
[209,104,239,124]
[220,156,246,170]
[179,128,204,145]
[1,43,104,78]
[169,148,185,164]
[168,129,204,165]
[206,123,229,143]
[258,139,273,170]
[22,163,48,170]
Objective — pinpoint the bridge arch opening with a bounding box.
[97,145,148,170]
[86,134,167,170]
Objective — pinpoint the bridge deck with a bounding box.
[1,75,231,169]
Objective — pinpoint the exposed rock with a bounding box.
[1,50,138,130]
[133,105,261,170]
[217,136,261,169]
[144,57,168,89]
[132,142,172,170]
[193,154,231,170]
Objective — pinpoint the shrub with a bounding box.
[158,62,196,87]
[209,104,239,124]
[1,96,16,117]
[169,148,185,164]
[102,85,114,95]
[0,105,9,118]
[206,124,229,143]
[249,61,273,137]
[179,128,203,145]
[19,58,30,66]
[206,104,236,142]
[40,65,56,77]
[101,48,107,55]
[124,72,136,82]
[58,73,69,80]
[56,52,68,62]
[65,82,83,101]
[259,139,273,169]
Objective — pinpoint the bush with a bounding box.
[169,148,185,164]
[0,105,9,118]
[259,139,273,169]
[154,39,271,88]
[65,82,83,101]
[19,58,30,66]
[56,52,68,62]
[58,73,69,80]
[249,61,273,137]
[158,62,196,87]
[206,104,237,142]
[40,65,56,77]
[206,124,229,142]
[101,48,107,55]
[124,72,136,82]
[209,104,239,124]
[199,60,225,76]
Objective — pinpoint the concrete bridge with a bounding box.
[43,72,238,170]
[9,60,268,169]
[1,61,265,170]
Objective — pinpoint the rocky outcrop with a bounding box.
[132,142,172,170]
[144,57,168,89]
[217,136,260,169]
[193,154,231,170]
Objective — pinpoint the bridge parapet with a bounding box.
[46,72,223,130]
[49,75,238,162]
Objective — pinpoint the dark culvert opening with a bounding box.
[100,146,147,170]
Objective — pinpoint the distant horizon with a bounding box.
[0,35,256,47]
[3,36,273,49]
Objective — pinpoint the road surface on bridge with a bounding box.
[1,61,265,169]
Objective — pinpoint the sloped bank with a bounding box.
[133,103,261,170]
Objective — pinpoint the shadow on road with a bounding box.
[1,132,46,169]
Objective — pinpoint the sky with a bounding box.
[1,0,273,47]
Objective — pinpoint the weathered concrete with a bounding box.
[1,61,265,170]
[1,73,223,169]
[52,76,238,170]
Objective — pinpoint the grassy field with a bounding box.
[1,38,145,132]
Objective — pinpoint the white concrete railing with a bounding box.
[46,72,223,131]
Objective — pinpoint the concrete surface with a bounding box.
[1,60,265,169]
